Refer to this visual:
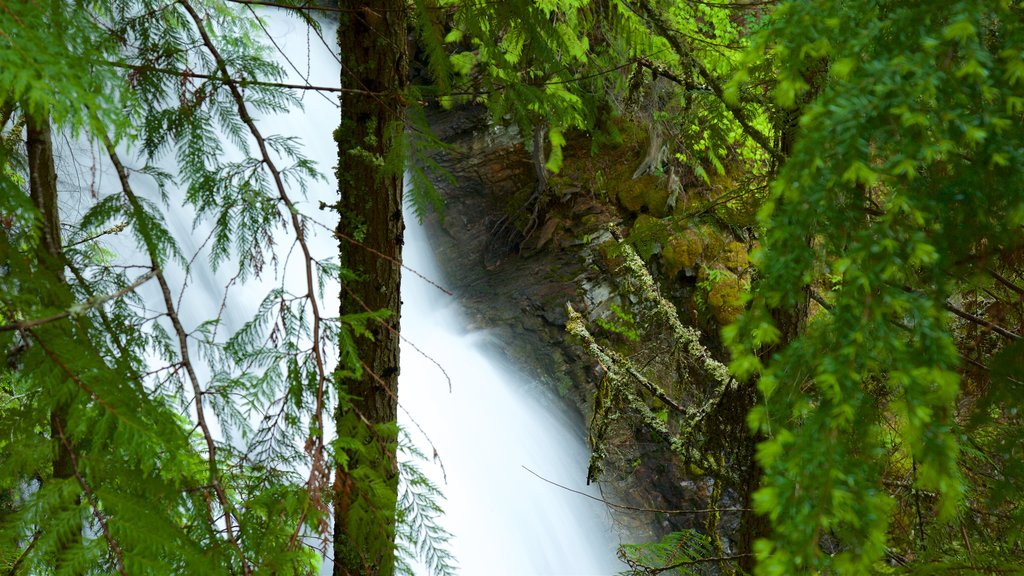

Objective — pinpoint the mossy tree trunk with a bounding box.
[27,112,80,567]
[333,2,408,575]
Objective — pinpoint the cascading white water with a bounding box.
[400,217,624,575]
[81,8,626,574]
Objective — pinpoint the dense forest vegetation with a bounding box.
[1,0,1022,574]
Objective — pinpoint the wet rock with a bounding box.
[420,104,716,546]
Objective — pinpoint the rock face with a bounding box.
[418,104,704,543]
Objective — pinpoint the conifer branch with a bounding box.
[177,0,335,552]
[0,269,156,332]
[100,135,251,574]
[6,530,41,576]
[22,327,123,419]
[627,0,783,164]
[53,419,127,576]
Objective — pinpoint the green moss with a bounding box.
[705,270,745,324]
[721,241,748,271]
[643,185,671,217]
[598,239,624,270]
[616,178,647,212]
[696,224,726,260]
[662,229,703,277]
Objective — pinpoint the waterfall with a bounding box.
[400,216,624,575]
[83,8,625,574]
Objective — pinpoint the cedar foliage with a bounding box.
[1,1,451,574]
[727,1,1024,573]
[534,0,1024,574]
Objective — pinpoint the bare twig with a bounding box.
[62,221,128,249]
[340,281,453,392]
[987,268,1024,298]
[631,552,754,574]
[522,466,748,515]
[331,225,453,296]
[107,60,367,94]
[944,300,1020,341]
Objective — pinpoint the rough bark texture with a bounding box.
[27,113,78,560]
[333,2,407,575]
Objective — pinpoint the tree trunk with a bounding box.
[333,2,408,575]
[531,121,548,194]
[27,112,79,566]
[738,103,808,575]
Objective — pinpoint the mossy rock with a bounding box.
[615,175,659,213]
[662,229,703,277]
[628,214,668,260]
[598,239,624,270]
[721,241,749,271]
[706,270,745,324]
[696,223,727,261]
[617,180,647,212]
[643,185,671,217]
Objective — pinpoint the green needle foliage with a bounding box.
[1,1,452,574]
[726,0,1024,573]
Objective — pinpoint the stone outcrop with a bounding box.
[417,104,719,543]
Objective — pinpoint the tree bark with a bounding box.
[333,2,408,575]
[27,112,79,566]
[737,101,809,575]
[531,121,548,194]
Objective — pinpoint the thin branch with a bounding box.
[944,301,1020,341]
[340,281,454,393]
[100,134,251,574]
[62,221,129,249]
[178,1,334,554]
[107,60,365,94]
[634,553,754,574]
[53,419,127,576]
[227,0,348,13]
[5,530,41,576]
[357,355,449,485]
[330,225,453,296]
[809,290,833,312]
[243,3,339,109]
[522,466,748,515]
[0,270,156,332]
[987,268,1024,298]
[811,290,1008,377]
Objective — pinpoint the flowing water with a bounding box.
[400,217,623,575]
[76,8,625,574]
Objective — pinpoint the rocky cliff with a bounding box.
[417,104,738,545]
